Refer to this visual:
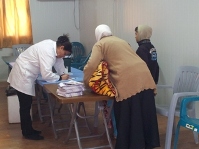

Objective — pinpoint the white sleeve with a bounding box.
[39,51,60,82]
[53,58,65,75]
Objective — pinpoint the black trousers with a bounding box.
[16,90,34,136]
[114,89,160,149]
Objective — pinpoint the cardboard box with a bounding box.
[7,95,32,123]
[7,95,20,123]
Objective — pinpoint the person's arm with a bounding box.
[83,44,103,87]
[38,49,61,82]
[58,74,69,81]
[136,48,149,64]
[53,58,65,75]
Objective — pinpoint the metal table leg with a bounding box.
[65,103,79,143]
[99,101,113,149]
[78,102,91,134]
[35,84,50,123]
[47,92,58,139]
[35,84,44,123]
[64,100,114,149]
[93,101,99,127]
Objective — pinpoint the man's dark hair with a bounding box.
[56,34,72,53]
[135,27,138,32]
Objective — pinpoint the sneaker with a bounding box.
[24,134,44,140]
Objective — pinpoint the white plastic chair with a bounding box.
[156,66,199,149]
[12,44,32,56]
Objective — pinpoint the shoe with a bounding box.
[33,129,41,135]
[24,134,44,140]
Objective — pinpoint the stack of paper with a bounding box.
[56,81,85,97]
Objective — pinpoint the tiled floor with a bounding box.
[0,81,199,149]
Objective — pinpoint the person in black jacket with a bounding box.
[135,25,159,84]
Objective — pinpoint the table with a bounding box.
[44,84,114,149]
[36,67,88,125]
[36,67,84,87]
[36,68,101,138]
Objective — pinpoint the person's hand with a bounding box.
[61,74,70,80]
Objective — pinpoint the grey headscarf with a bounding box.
[95,24,112,42]
[136,25,152,42]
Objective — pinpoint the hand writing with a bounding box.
[61,74,70,80]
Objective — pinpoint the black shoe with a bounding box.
[33,129,42,135]
[24,134,44,140]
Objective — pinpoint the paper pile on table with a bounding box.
[56,80,85,97]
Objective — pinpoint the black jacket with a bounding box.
[136,39,159,84]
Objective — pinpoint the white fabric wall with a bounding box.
[79,0,199,106]
[30,0,80,43]
[0,0,80,81]
[79,0,115,55]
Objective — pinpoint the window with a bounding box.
[0,0,33,48]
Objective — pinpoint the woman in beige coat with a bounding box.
[84,24,160,149]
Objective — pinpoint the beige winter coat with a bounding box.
[83,36,156,101]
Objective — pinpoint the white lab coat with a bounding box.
[7,40,65,96]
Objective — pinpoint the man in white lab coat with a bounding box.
[7,35,72,140]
